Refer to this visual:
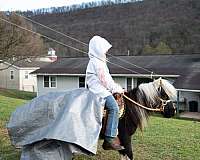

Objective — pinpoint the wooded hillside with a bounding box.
[30,0,200,57]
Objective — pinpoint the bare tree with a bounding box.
[0,12,46,70]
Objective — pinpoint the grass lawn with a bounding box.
[0,88,36,100]
[0,89,200,160]
[0,96,26,160]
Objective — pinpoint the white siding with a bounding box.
[0,63,20,90]
[133,78,137,88]
[0,63,7,88]
[37,75,79,96]
[113,77,126,89]
[19,69,38,92]
[37,76,137,96]
[36,75,200,113]
[113,77,138,90]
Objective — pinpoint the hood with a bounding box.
[88,36,112,62]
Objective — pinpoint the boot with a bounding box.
[102,137,124,151]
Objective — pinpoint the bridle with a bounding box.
[122,81,175,112]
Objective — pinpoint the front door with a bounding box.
[189,101,198,112]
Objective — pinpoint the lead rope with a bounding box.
[123,94,162,112]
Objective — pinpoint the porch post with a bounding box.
[176,90,180,116]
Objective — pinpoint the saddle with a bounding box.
[100,93,125,138]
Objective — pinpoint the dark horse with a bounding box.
[105,78,177,160]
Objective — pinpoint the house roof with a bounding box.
[32,57,88,74]
[32,54,200,90]
[12,59,51,68]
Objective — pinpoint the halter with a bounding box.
[157,97,174,112]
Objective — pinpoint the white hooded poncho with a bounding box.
[86,36,123,98]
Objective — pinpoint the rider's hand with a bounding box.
[112,84,124,94]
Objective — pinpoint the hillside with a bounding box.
[30,0,200,57]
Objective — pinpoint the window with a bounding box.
[25,71,29,79]
[43,76,57,88]
[44,76,49,87]
[137,78,152,87]
[50,76,56,87]
[10,70,14,80]
[79,76,85,88]
[127,78,132,91]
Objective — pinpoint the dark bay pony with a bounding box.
[107,78,177,160]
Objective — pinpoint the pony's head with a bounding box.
[123,78,177,133]
[138,77,177,118]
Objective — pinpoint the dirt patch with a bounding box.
[180,112,200,120]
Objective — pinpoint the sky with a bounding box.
[0,0,99,11]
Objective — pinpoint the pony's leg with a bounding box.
[120,154,131,160]
[118,135,133,160]
[118,120,134,160]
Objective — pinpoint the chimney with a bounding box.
[36,48,58,62]
[47,48,57,62]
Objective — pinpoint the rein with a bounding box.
[123,94,165,112]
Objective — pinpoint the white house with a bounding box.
[32,54,200,113]
[0,49,57,92]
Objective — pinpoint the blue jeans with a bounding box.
[104,95,119,137]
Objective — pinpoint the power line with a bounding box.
[15,12,88,46]
[0,17,87,55]
[14,12,155,75]
[108,54,153,74]
[0,17,142,75]
[107,60,140,74]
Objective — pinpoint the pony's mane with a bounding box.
[138,78,177,106]
[125,88,150,132]
[138,82,158,106]
[126,78,177,132]
[154,78,177,101]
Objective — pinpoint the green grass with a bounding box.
[134,117,200,160]
[0,88,36,100]
[0,89,36,160]
[74,117,200,160]
[0,95,26,160]
[0,90,200,160]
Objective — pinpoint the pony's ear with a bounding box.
[153,77,162,88]
[155,77,162,81]
[159,77,163,86]
[156,77,162,83]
